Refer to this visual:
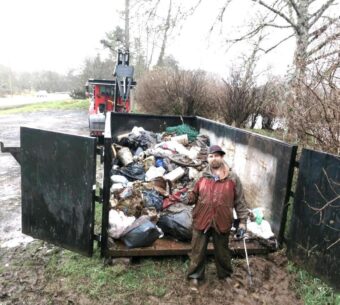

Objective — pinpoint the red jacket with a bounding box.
[189,165,248,233]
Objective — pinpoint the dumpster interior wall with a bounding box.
[196,117,297,241]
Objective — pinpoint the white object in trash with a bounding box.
[108,210,136,239]
[156,141,192,157]
[116,132,130,141]
[117,147,134,166]
[110,183,125,192]
[164,167,185,182]
[145,166,166,181]
[110,175,129,185]
[170,134,188,145]
[131,126,145,136]
[247,220,275,239]
[188,167,199,180]
[188,146,201,160]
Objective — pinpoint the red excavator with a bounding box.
[86,50,136,137]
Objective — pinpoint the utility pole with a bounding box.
[124,0,130,51]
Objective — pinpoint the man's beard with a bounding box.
[210,160,223,169]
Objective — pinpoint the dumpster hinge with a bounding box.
[96,146,104,163]
[0,142,21,164]
[95,188,103,203]
[94,234,102,246]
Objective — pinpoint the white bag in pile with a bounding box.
[108,210,136,239]
[145,166,166,181]
[247,220,275,239]
[110,175,129,185]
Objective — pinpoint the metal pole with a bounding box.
[243,237,253,286]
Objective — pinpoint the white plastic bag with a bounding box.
[108,210,136,239]
[247,220,275,239]
[145,166,166,181]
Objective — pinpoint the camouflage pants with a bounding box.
[187,228,232,280]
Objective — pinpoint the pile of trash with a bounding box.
[107,124,209,248]
[107,124,277,249]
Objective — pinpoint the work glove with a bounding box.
[235,223,246,240]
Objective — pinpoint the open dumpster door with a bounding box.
[21,127,97,257]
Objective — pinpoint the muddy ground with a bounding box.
[0,109,303,305]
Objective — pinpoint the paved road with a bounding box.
[0,93,71,109]
[0,109,88,248]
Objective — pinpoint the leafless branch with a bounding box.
[210,1,232,32]
[251,0,298,32]
[307,32,340,56]
[307,50,340,64]
[327,238,340,250]
[262,33,294,53]
[309,16,340,44]
[287,0,300,17]
[309,0,336,26]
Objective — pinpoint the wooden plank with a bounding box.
[108,237,273,257]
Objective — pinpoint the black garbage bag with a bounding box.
[157,203,193,241]
[119,162,145,181]
[142,190,163,212]
[121,216,163,248]
[118,137,134,149]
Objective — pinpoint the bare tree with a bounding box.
[131,0,202,68]
[135,67,214,117]
[125,0,130,51]
[213,0,339,83]
[286,56,340,154]
[215,71,266,128]
[157,0,172,66]
[213,34,274,128]
[258,77,288,130]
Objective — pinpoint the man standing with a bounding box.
[187,145,248,289]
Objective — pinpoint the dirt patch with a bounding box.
[0,243,302,305]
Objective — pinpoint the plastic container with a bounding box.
[117,147,133,166]
[163,167,185,182]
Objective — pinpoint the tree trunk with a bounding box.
[293,1,309,84]
[157,0,172,66]
[125,0,130,51]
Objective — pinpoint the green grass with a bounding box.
[0,99,88,115]
[287,262,339,305]
[44,246,186,301]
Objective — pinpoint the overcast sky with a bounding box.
[0,0,295,78]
